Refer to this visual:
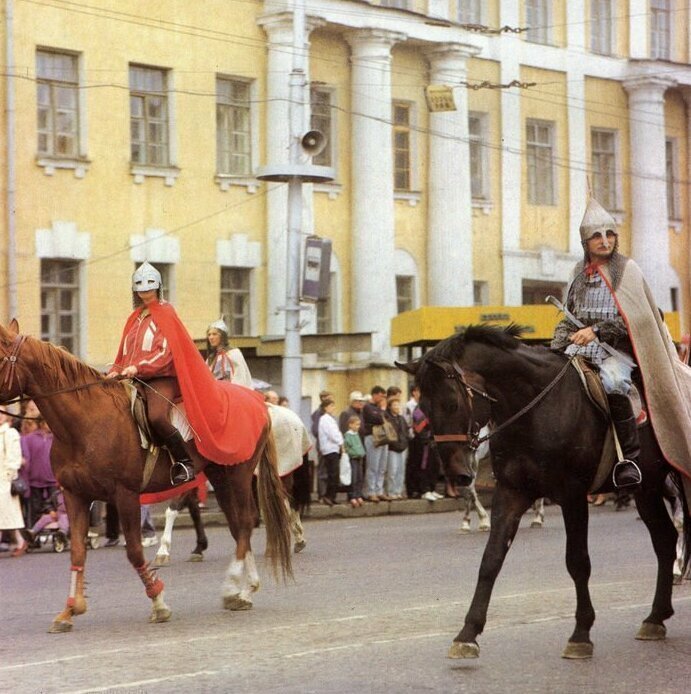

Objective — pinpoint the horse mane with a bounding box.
[29,338,105,390]
[431,323,525,362]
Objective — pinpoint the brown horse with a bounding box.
[0,321,292,632]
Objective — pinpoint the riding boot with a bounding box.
[163,430,195,485]
[607,393,642,489]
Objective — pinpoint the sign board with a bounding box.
[301,236,332,302]
[425,85,457,112]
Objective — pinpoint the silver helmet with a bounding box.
[579,197,617,243]
[207,316,229,336]
[132,262,162,292]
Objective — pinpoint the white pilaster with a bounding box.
[258,13,323,335]
[348,29,405,359]
[624,73,678,310]
[566,0,586,51]
[425,43,480,307]
[568,73,587,255]
[628,0,649,59]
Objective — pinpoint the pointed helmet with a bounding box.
[132,262,162,292]
[579,196,617,243]
[207,316,229,336]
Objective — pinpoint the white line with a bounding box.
[284,643,365,659]
[0,655,87,671]
[58,669,221,694]
[284,631,446,658]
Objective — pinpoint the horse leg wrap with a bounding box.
[136,562,165,599]
[66,565,84,609]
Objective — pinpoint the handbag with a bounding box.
[372,419,398,448]
[10,476,28,497]
[339,451,351,486]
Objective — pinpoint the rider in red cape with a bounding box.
[109,263,267,484]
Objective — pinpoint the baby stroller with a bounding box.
[32,522,70,553]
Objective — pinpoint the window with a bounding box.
[310,87,333,168]
[130,65,169,166]
[316,273,336,334]
[526,120,555,205]
[380,0,409,7]
[217,78,252,176]
[458,0,481,23]
[393,102,412,191]
[521,280,565,305]
[396,275,415,314]
[469,113,489,200]
[666,139,679,219]
[37,50,79,157]
[525,0,550,45]
[590,0,613,55]
[591,129,617,211]
[221,268,250,335]
[650,0,671,60]
[41,260,80,354]
[473,281,489,306]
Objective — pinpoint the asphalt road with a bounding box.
[2,504,690,694]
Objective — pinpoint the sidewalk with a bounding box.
[150,488,495,528]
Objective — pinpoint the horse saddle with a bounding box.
[570,357,647,493]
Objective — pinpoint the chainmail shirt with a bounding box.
[564,271,619,364]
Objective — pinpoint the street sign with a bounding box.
[425,85,457,112]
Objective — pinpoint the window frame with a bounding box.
[468,111,490,201]
[457,0,482,24]
[216,76,253,177]
[590,128,620,213]
[665,137,680,221]
[40,259,80,355]
[220,267,251,336]
[590,0,614,56]
[310,85,336,170]
[525,0,551,46]
[129,64,171,168]
[526,119,556,206]
[392,100,414,193]
[396,275,415,315]
[650,0,672,60]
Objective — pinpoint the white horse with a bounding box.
[154,403,312,568]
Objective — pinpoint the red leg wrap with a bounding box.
[136,562,165,599]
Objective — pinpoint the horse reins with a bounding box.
[432,353,578,450]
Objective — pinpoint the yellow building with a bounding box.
[0,0,689,413]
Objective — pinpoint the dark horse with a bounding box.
[397,324,690,659]
[0,321,292,632]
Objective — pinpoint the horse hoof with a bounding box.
[530,520,543,528]
[149,607,172,623]
[223,595,253,611]
[448,641,479,659]
[48,620,73,634]
[478,524,490,532]
[294,540,306,553]
[187,553,204,562]
[635,622,666,641]
[561,641,593,659]
[152,554,170,567]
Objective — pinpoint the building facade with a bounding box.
[1,0,689,407]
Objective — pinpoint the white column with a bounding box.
[568,73,587,255]
[258,13,323,335]
[425,43,479,307]
[628,0,649,59]
[348,29,404,359]
[624,74,678,310]
[566,0,586,51]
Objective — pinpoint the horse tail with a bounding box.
[257,422,293,581]
[291,453,312,514]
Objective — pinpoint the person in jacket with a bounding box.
[317,399,343,506]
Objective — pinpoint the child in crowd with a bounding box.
[27,488,69,544]
[344,415,366,508]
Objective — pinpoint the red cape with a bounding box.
[119,301,267,465]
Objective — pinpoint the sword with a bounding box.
[545,295,637,369]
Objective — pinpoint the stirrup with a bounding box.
[612,459,642,489]
[170,461,195,486]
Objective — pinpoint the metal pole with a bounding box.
[5,0,18,321]
[283,0,306,412]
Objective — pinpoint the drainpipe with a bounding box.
[5,0,17,321]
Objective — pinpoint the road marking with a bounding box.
[612,595,691,611]
[58,669,221,694]
[0,655,87,671]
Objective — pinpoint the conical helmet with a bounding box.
[579,197,617,243]
[207,316,229,336]
[132,262,162,292]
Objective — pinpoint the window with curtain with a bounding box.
[220,267,251,335]
[590,0,613,55]
[591,129,617,211]
[457,0,481,23]
[650,0,671,60]
[310,87,333,168]
[526,120,555,205]
[525,0,550,45]
[216,78,252,175]
[41,260,80,355]
[393,102,412,191]
[129,65,169,166]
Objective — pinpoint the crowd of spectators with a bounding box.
[311,385,443,507]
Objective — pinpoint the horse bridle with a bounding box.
[427,358,496,450]
[0,334,28,393]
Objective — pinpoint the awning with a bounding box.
[391,306,681,348]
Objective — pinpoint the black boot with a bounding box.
[607,394,642,489]
[163,431,195,485]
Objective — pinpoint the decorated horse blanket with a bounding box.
[259,403,312,478]
[599,260,691,505]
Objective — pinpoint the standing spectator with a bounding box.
[363,385,388,502]
[278,395,289,407]
[413,406,444,501]
[0,410,27,557]
[338,391,366,434]
[343,415,366,507]
[141,505,158,547]
[311,390,332,503]
[20,408,57,528]
[317,399,343,506]
[385,398,409,499]
[405,387,422,498]
[264,390,280,405]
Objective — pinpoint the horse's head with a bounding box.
[0,319,26,402]
[396,332,496,494]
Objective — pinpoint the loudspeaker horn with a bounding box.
[300,130,327,157]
